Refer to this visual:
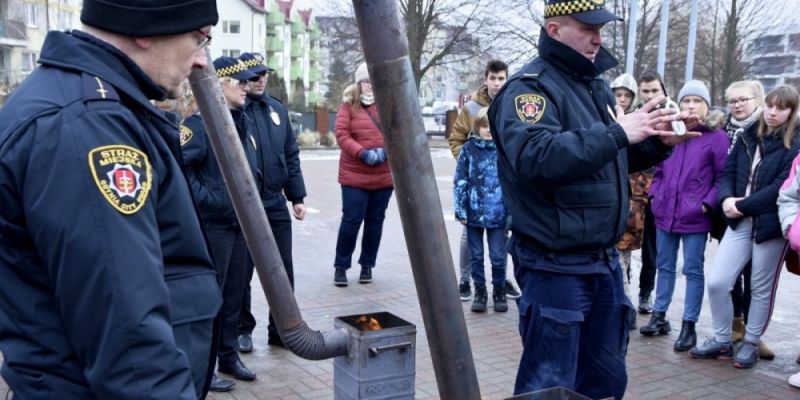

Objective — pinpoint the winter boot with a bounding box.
[759,340,775,360]
[673,320,696,352]
[493,284,508,313]
[731,316,745,344]
[628,308,637,331]
[471,284,487,313]
[639,311,671,336]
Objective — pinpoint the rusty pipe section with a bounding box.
[351,2,481,398]
[188,50,348,360]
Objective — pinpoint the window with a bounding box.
[222,49,241,58]
[21,51,37,73]
[222,20,241,34]
[25,3,37,27]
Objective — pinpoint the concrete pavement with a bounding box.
[2,145,800,399]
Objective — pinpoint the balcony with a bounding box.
[266,36,283,52]
[291,21,305,35]
[290,62,303,81]
[266,11,284,27]
[307,91,319,105]
[308,68,320,82]
[309,49,321,60]
[0,20,28,47]
[290,43,304,58]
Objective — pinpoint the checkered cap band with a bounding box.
[216,61,248,78]
[545,0,604,18]
[241,58,266,69]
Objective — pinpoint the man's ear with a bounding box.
[545,21,560,39]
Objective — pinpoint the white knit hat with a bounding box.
[678,80,711,106]
[355,62,369,84]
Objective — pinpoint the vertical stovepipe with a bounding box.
[188,50,349,361]
[351,2,482,398]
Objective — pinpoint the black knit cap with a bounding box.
[81,0,218,37]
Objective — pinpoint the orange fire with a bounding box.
[355,315,383,331]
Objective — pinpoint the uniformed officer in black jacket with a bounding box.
[181,57,262,391]
[0,1,221,399]
[489,1,696,398]
[237,52,307,350]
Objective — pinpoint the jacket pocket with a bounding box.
[166,271,222,326]
[554,180,616,244]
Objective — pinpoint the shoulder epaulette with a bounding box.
[82,73,119,102]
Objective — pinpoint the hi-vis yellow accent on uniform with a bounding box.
[179,125,193,146]
[515,94,547,125]
[88,145,152,215]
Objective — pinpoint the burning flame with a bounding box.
[355,315,383,331]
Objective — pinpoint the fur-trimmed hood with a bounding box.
[702,108,726,131]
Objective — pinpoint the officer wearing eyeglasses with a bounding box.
[0,0,221,399]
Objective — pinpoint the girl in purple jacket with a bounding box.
[639,80,730,353]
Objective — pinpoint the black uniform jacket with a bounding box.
[243,94,306,207]
[181,109,262,225]
[489,30,672,254]
[0,30,221,399]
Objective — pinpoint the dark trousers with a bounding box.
[731,262,753,321]
[467,226,507,287]
[333,186,393,269]
[510,239,630,400]
[238,203,294,338]
[638,203,657,297]
[206,224,249,364]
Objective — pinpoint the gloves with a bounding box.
[360,148,386,166]
[360,148,380,166]
[374,148,386,163]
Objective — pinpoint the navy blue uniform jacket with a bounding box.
[243,94,306,207]
[489,30,672,256]
[181,109,261,225]
[0,31,221,399]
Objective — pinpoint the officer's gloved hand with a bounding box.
[360,148,380,166]
[374,147,386,163]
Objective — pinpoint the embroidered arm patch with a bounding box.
[89,145,152,215]
[515,94,547,124]
[179,125,193,146]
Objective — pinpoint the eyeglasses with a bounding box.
[237,80,249,89]
[727,97,755,106]
[195,30,212,50]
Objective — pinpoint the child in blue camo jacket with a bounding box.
[454,107,509,313]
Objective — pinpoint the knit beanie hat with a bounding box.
[678,80,711,106]
[81,0,218,37]
[355,63,369,84]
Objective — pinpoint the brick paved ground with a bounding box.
[2,145,800,399]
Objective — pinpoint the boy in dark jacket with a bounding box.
[454,108,509,313]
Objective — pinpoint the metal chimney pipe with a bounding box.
[351,2,481,398]
[188,50,348,361]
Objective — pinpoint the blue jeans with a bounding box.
[467,226,506,287]
[334,186,393,269]
[653,228,707,322]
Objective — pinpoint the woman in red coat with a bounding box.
[332,63,394,286]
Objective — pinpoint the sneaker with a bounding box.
[789,371,800,388]
[471,284,487,313]
[689,338,734,360]
[493,285,508,312]
[734,340,760,369]
[505,280,521,299]
[334,268,348,287]
[459,281,472,301]
[359,266,372,283]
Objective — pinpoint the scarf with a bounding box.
[725,106,762,154]
[360,94,375,106]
